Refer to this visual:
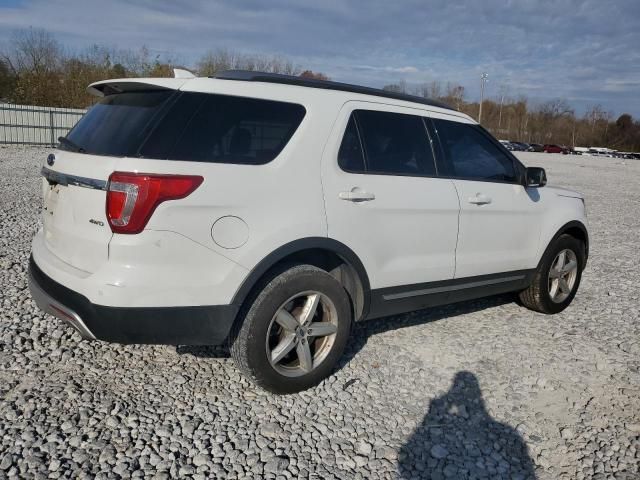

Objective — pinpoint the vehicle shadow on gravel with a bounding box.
[177,295,517,366]
[176,344,230,358]
[398,371,536,480]
[338,294,516,370]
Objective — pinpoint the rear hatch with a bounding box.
[41,80,185,273]
[41,152,117,273]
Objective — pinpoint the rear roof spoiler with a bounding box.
[87,78,190,97]
[173,68,196,79]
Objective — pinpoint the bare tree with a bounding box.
[382,80,408,94]
[443,83,465,110]
[196,49,300,76]
[3,28,62,75]
[2,28,63,105]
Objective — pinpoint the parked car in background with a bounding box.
[543,144,568,154]
[613,151,636,159]
[499,139,515,151]
[510,142,530,152]
[528,143,544,152]
[588,148,615,157]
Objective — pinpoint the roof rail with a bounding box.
[213,70,454,111]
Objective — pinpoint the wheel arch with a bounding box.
[231,237,371,321]
[542,220,589,268]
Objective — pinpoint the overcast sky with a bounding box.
[1,0,638,117]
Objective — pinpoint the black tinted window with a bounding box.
[146,93,305,164]
[137,92,203,160]
[355,110,436,176]
[338,115,365,172]
[63,91,172,156]
[433,119,516,182]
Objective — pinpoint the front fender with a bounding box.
[536,219,589,269]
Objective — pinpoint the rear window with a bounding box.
[355,110,436,176]
[62,91,172,157]
[61,91,306,164]
[142,93,306,164]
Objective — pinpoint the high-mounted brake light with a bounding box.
[106,172,203,234]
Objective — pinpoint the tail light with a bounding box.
[106,172,203,234]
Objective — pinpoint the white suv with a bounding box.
[29,71,589,393]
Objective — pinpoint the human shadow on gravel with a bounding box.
[398,371,536,480]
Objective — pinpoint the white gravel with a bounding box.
[0,146,638,479]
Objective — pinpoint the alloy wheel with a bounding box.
[548,249,578,303]
[266,291,339,377]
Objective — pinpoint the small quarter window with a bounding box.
[338,115,366,173]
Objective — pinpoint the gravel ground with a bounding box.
[0,146,638,480]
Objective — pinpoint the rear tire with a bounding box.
[230,264,352,394]
[519,234,585,314]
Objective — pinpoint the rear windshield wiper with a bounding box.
[58,136,85,153]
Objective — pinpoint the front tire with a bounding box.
[230,264,352,394]
[519,234,585,314]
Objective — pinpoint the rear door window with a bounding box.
[141,93,306,164]
[61,91,173,156]
[432,119,517,182]
[338,110,436,176]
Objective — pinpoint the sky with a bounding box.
[0,0,638,117]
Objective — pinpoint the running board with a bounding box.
[366,270,534,320]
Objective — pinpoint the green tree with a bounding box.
[0,59,16,101]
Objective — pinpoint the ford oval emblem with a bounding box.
[47,154,55,166]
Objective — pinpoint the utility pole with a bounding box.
[478,72,488,124]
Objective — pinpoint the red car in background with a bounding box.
[543,144,569,154]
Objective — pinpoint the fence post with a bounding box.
[49,109,55,147]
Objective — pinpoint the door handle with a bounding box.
[339,188,375,202]
[468,193,492,205]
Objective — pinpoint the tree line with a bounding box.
[383,81,640,152]
[0,29,327,109]
[1,29,638,152]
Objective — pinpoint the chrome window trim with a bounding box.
[41,167,107,191]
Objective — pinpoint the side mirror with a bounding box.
[525,167,547,188]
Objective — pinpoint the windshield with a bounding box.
[60,90,173,156]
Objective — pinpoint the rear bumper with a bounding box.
[28,256,239,345]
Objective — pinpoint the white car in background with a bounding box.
[29,71,589,393]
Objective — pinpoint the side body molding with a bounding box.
[230,222,588,325]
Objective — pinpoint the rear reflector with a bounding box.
[106,172,203,234]
[49,304,76,321]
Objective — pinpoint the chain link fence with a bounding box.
[0,103,87,147]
